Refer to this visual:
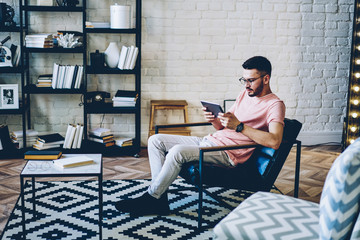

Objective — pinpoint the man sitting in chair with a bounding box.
[115,56,286,216]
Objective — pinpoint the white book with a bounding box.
[63,65,74,89]
[51,63,59,89]
[66,125,77,149]
[76,124,84,149]
[117,46,128,70]
[74,66,83,89]
[124,45,135,70]
[62,65,71,89]
[11,129,38,138]
[129,47,138,70]
[53,155,95,168]
[72,124,81,149]
[56,65,66,89]
[89,127,111,137]
[63,124,73,149]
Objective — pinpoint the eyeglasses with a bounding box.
[239,74,267,85]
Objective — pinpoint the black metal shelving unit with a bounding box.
[10,0,142,157]
[83,0,142,157]
[19,0,86,155]
[0,1,29,157]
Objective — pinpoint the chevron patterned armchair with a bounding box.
[213,137,360,240]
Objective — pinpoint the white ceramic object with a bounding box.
[104,42,120,68]
[110,4,131,29]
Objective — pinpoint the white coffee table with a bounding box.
[20,154,103,240]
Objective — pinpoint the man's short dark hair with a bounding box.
[242,56,272,77]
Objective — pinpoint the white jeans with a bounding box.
[147,134,234,199]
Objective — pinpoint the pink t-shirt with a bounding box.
[207,90,285,165]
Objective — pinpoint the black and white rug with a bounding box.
[1,179,256,240]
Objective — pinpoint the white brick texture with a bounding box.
[0,0,353,146]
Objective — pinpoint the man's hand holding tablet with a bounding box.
[201,101,224,118]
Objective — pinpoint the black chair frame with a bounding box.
[155,120,301,229]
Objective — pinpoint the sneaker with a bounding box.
[115,192,170,216]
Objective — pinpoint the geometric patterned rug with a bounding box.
[0,179,257,240]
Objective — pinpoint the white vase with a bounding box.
[104,42,120,68]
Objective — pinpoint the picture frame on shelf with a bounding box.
[0,84,19,109]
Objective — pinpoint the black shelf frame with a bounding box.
[84,0,142,156]
[23,85,85,94]
[0,26,21,32]
[86,66,137,74]
[24,47,85,53]
[86,103,137,114]
[1,0,142,157]
[0,67,23,73]
[85,28,137,34]
[21,6,83,12]
[0,0,29,150]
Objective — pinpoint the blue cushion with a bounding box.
[319,137,360,239]
[350,211,360,239]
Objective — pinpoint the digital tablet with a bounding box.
[201,100,224,117]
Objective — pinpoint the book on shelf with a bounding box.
[112,90,138,107]
[36,74,53,87]
[51,63,83,89]
[117,45,138,70]
[63,123,83,149]
[89,128,111,137]
[53,155,95,168]
[25,34,54,48]
[115,137,133,147]
[24,150,62,160]
[88,134,114,144]
[85,21,111,28]
[11,129,38,139]
[37,133,65,144]
[10,129,38,149]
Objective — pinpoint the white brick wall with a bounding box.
[0,0,354,146]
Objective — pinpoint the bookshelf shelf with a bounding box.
[24,47,85,53]
[85,28,137,34]
[86,66,137,74]
[24,85,85,94]
[86,103,137,114]
[21,6,83,12]
[0,67,23,73]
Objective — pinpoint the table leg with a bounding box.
[32,177,36,219]
[98,175,103,240]
[20,176,26,240]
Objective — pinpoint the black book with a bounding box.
[37,133,65,144]
[115,90,138,98]
[71,65,78,89]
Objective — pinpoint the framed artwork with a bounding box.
[0,84,19,109]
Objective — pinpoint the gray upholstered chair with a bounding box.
[213,137,360,239]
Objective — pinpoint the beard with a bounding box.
[246,82,264,97]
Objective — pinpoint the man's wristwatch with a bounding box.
[235,122,244,132]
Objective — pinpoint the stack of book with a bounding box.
[10,129,38,149]
[112,90,138,107]
[25,34,54,48]
[63,124,84,149]
[117,45,139,70]
[24,150,62,160]
[33,133,65,150]
[36,74,52,88]
[115,137,133,147]
[89,128,115,147]
[51,63,83,89]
